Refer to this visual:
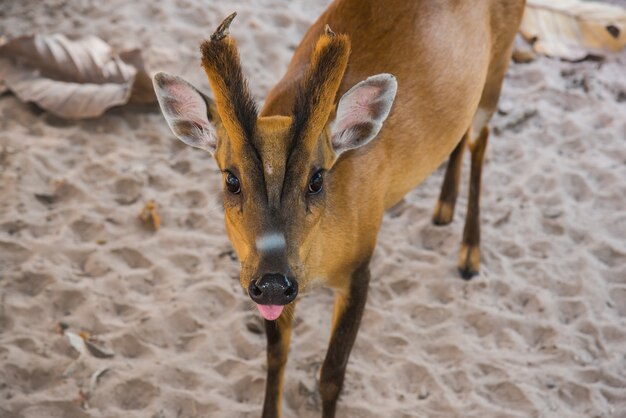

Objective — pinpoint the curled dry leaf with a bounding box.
[84,339,115,359]
[0,34,156,118]
[73,390,89,409]
[139,200,161,231]
[89,367,111,394]
[521,0,626,60]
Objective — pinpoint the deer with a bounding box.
[152,0,525,416]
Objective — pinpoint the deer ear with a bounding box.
[153,72,218,154]
[330,73,397,155]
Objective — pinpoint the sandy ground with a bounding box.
[1,1,626,417]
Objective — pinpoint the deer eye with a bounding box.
[308,170,323,195]
[225,171,241,195]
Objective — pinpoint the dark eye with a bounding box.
[308,170,323,195]
[225,171,241,195]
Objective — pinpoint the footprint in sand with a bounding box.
[233,374,265,403]
[14,271,54,296]
[0,240,30,269]
[112,378,159,410]
[110,333,153,358]
[113,177,142,205]
[70,217,106,243]
[19,401,90,418]
[50,288,86,315]
[111,248,152,269]
[557,299,587,324]
[168,252,201,274]
[592,243,626,268]
[562,172,593,203]
[481,381,536,413]
[158,366,201,391]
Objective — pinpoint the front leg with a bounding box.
[320,263,371,418]
[262,305,295,418]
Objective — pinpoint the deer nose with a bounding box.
[248,274,298,305]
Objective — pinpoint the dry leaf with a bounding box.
[89,367,110,394]
[139,200,161,230]
[65,331,88,356]
[84,339,115,359]
[0,34,156,118]
[73,390,89,409]
[521,0,626,60]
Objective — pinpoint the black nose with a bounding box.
[248,274,298,305]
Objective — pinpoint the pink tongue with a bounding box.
[257,304,284,321]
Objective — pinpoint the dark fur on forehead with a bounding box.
[200,14,258,142]
[290,30,351,146]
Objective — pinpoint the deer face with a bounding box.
[153,16,396,320]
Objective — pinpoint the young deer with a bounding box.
[153,1,525,416]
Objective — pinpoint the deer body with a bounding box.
[263,0,501,289]
[153,0,525,416]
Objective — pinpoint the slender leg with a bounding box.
[458,126,489,279]
[320,263,370,418]
[262,305,295,418]
[433,132,469,225]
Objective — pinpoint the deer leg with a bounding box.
[458,126,489,279]
[320,263,370,418]
[262,306,295,418]
[433,131,469,225]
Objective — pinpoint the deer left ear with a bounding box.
[153,72,219,154]
[330,73,397,156]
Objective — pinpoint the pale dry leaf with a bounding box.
[0,34,156,118]
[89,367,111,394]
[65,331,88,356]
[521,0,626,60]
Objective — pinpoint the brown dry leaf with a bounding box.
[73,390,89,409]
[0,34,156,118]
[139,200,161,231]
[521,0,626,60]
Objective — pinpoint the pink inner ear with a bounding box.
[165,82,209,128]
[334,84,381,134]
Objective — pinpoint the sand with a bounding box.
[1,0,625,417]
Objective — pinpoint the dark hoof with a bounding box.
[433,217,451,226]
[432,201,454,226]
[458,267,479,280]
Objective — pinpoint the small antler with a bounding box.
[201,12,258,143]
[211,12,237,42]
[291,27,351,147]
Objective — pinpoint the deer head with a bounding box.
[153,14,396,320]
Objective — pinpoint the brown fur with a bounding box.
[200,29,257,145]
[291,31,350,148]
[194,1,526,416]
[433,130,468,225]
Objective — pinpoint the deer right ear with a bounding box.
[330,73,397,156]
[153,72,218,154]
